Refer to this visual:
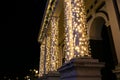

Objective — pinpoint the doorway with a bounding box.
[89,17,117,80]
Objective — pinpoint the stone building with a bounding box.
[38,0,120,80]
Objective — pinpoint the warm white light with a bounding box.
[35,70,38,74]
[73,0,91,57]
[64,0,74,61]
[45,36,51,74]
[50,16,59,71]
[39,0,92,76]
[39,40,45,77]
[64,0,91,61]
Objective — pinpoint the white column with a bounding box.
[50,16,59,71]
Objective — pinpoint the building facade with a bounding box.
[38,0,120,80]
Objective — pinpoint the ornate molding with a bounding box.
[38,0,58,43]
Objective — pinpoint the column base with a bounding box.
[113,64,120,80]
[58,57,104,80]
[38,71,60,80]
[46,71,60,80]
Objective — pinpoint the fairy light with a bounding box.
[39,0,58,42]
[72,0,91,57]
[50,16,59,71]
[64,0,74,61]
[39,40,45,77]
[45,36,51,74]
[39,0,92,76]
[64,0,91,61]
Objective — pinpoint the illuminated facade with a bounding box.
[38,0,120,80]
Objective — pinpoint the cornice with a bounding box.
[38,0,58,43]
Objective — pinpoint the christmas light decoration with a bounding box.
[64,0,74,61]
[39,0,58,42]
[50,16,59,71]
[39,0,92,77]
[39,40,45,77]
[45,36,51,74]
[72,0,91,57]
[64,0,91,61]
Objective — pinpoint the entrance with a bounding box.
[89,17,117,80]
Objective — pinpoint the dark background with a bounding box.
[0,0,47,79]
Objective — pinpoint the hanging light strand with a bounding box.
[72,0,91,57]
[64,0,74,61]
[39,40,45,77]
[50,16,59,71]
[45,36,51,74]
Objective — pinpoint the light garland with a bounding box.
[39,0,92,76]
[39,40,45,77]
[45,36,51,74]
[64,0,91,61]
[64,0,74,62]
[72,0,91,57]
[50,16,59,71]
[39,0,58,42]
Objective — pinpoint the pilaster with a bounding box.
[113,64,120,80]
[105,0,120,64]
[105,0,120,79]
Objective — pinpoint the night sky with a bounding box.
[0,0,47,79]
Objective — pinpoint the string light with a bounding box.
[39,40,45,77]
[39,0,92,76]
[64,0,74,61]
[50,16,59,71]
[45,36,51,74]
[39,0,59,77]
[72,0,91,57]
[64,0,91,61]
